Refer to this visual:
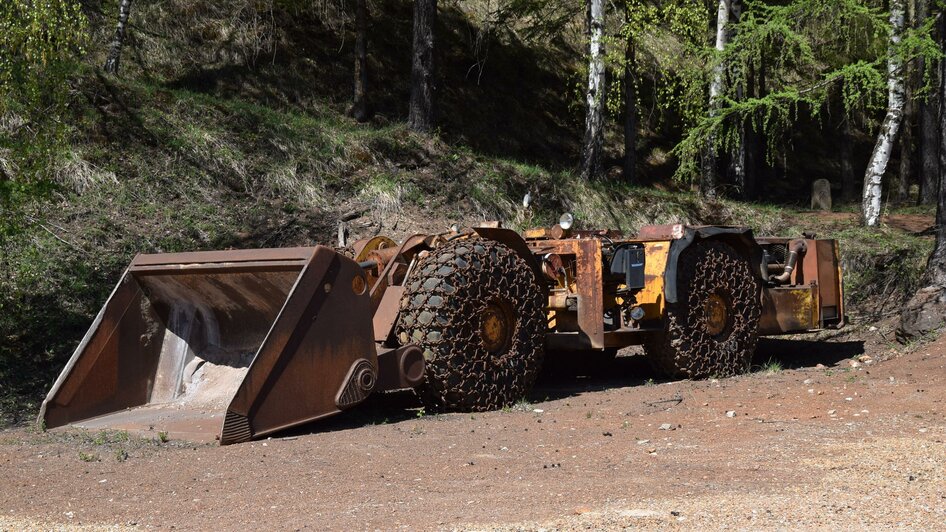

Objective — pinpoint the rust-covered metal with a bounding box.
[40,246,418,444]
[42,219,845,444]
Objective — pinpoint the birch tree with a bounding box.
[579,0,606,181]
[862,0,906,227]
[408,0,437,132]
[701,0,732,199]
[103,0,133,74]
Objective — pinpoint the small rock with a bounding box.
[532,409,544,413]
[602,432,613,437]
[646,448,657,454]
[868,325,878,331]
[845,397,853,401]
[658,423,674,431]
[828,409,837,415]
[849,360,861,368]
[726,411,736,418]
[637,439,650,445]
[816,363,826,369]
[803,379,813,385]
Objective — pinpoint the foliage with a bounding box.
[670,0,939,183]
[604,0,708,128]
[0,0,88,231]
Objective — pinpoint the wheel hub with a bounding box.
[704,293,729,337]
[480,301,513,355]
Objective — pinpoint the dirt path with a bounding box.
[2,326,945,530]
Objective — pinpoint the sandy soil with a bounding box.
[1,320,944,530]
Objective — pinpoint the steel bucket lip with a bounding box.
[131,247,317,267]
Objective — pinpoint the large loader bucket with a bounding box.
[39,246,378,444]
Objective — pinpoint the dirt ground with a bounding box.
[1,319,944,531]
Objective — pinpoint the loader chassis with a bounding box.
[527,224,844,354]
[40,222,844,444]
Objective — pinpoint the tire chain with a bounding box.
[396,238,546,412]
[645,240,762,378]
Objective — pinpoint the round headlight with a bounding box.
[559,212,574,230]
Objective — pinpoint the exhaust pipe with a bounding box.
[771,240,807,285]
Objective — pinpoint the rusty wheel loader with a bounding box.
[40,219,844,444]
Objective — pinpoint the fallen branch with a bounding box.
[644,396,683,407]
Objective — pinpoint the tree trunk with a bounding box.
[931,11,946,288]
[727,0,746,198]
[898,11,946,341]
[701,0,731,199]
[862,0,906,227]
[580,0,606,181]
[408,0,437,132]
[623,6,636,184]
[840,116,857,202]
[896,0,918,204]
[349,0,371,122]
[743,60,767,200]
[103,0,133,74]
[931,111,946,288]
[919,0,940,205]
[898,88,915,204]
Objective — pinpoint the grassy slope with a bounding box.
[0,0,935,425]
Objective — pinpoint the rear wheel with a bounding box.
[644,240,761,379]
[397,238,546,412]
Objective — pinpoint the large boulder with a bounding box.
[898,286,946,342]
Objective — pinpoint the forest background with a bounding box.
[1,0,945,425]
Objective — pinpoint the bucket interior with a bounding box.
[136,269,300,409]
[43,264,304,440]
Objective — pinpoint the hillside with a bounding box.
[0,0,937,426]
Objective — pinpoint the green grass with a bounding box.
[758,358,784,374]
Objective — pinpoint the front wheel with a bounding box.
[644,240,761,379]
[397,238,546,412]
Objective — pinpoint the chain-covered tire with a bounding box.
[644,240,761,379]
[397,238,546,412]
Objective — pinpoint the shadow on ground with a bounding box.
[277,337,865,440]
[754,337,864,369]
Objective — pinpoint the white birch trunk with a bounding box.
[104,0,133,74]
[701,0,731,199]
[709,0,730,104]
[862,0,906,227]
[580,0,606,181]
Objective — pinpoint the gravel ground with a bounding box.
[1,324,944,530]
